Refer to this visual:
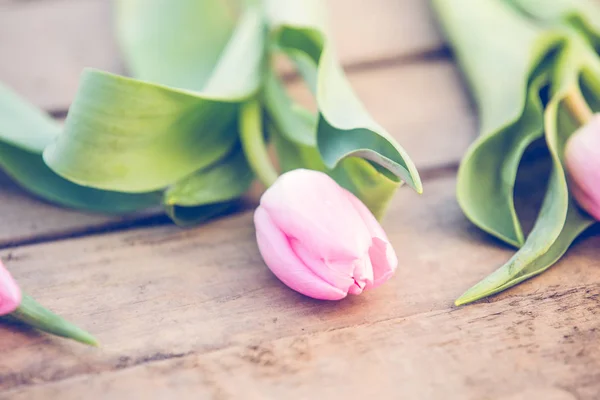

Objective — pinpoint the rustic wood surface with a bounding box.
[0,0,598,399]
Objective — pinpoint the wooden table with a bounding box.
[0,1,598,399]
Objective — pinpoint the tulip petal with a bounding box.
[260,169,371,261]
[289,238,356,293]
[348,256,374,295]
[565,115,600,221]
[570,183,600,220]
[344,189,398,288]
[0,261,22,316]
[254,206,347,300]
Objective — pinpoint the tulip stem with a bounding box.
[565,86,594,125]
[240,99,279,188]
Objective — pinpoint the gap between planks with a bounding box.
[45,46,452,118]
[0,164,459,251]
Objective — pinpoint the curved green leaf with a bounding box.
[265,71,398,219]
[457,72,550,247]
[0,82,159,213]
[263,72,316,147]
[264,0,422,195]
[115,0,239,91]
[432,0,564,247]
[165,145,254,226]
[0,83,156,343]
[0,83,60,152]
[455,34,597,305]
[44,71,239,193]
[44,4,264,193]
[509,0,600,45]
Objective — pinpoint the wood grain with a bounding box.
[0,175,598,398]
[0,0,444,111]
[6,282,599,400]
[0,0,122,112]
[0,173,167,248]
[3,2,596,398]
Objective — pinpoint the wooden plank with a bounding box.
[0,172,165,248]
[0,60,475,247]
[0,0,122,112]
[329,0,443,66]
[0,0,444,111]
[6,280,599,400]
[0,174,597,396]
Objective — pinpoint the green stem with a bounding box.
[240,99,279,188]
[565,86,594,125]
[7,294,98,346]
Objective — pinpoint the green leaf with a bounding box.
[0,83,60,152]
[44,71,239,193]
[263,72,316,147]
[458,72,550,248]
[455,33,597,305]
[164,145,254,226]
[45,5,264,194]
[0,82,160,213]
[508,0,600,45]
[432,0,565,247]
[264,0,422,195]
[0,142,161,213]
[271,122,398,220]
[265,71,399,219]
[7,294,98,346]
[0,83,157,344]
[115,0,239,91]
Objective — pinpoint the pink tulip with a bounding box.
[254,169,398,300]
[565,115,600,221]
[0,260,21,316]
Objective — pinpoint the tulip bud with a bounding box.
[565,114,600,221]
[0,261,21,316]
[254,169,398,300]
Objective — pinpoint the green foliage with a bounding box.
[432,0,599,305]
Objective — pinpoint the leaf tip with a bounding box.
[409,173,423,195]
[454,297,468,307]
[76,331,100,347]
[60,323,99,347]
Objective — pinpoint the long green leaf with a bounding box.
[455,33,597,305]
[509,0,600,45]
[265,71,399,219]
[265,0,421,195]
[45,5,264,194]
[432,0,564,247]
[115,0,239,91]
[0,82,159,213]
[262,0,419,218]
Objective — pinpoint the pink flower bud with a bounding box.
[254,169,398,300]
[0,261,21,316]
[565,115,600,221]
